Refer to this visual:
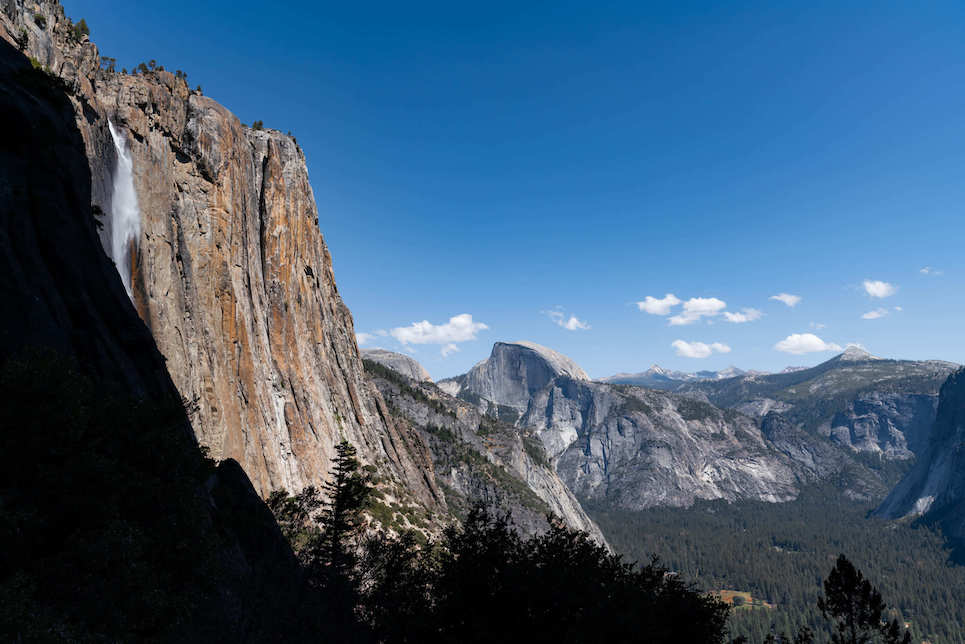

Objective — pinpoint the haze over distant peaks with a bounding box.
[601,364,764,387]
[602,346,897,387]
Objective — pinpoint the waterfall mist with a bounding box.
[107,120,141,298]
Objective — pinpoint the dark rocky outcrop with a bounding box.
[2,0,441,517]
[0,31,309,641]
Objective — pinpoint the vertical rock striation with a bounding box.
[2,0,440,509]
[0,29,313,640]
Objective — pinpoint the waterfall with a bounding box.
[107,120,141,298]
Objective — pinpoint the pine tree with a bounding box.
[318,439,371,574]
[71,18,89,41]
[817,555,910,644]
[303,439,372,637]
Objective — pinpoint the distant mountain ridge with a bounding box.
[669,348,958,460]
[601,365,764,388]
[361,350,604,540]
[439,341,961,513]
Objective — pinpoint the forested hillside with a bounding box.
[588,487,965,642]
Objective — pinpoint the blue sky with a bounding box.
[65,1,965,379]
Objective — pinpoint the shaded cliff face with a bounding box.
[877,369,965,554]
[0,31,316,641]
[823,393,937,459]
[3,0,440,508]
[0,14,166,397]
[363,353,603,541]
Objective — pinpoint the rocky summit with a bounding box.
[362,348,433,382]
[445,342,799,509]
[438,340,589,417]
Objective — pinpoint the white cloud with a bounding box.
[861,308,888,320]
[544,309,591,331]
[637,293,681,316]
[671,340,732,358]
[723,308,762,323]
[390,314,488,346]
[769,293,802,307]
[668,297,727,325]
[809,322,826,330]
[774,333,842,355]
[356,330,386,346]
[863,280,897,298]
[920,266,943,276]
[441,343,459,357]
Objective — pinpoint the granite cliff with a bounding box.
[2,0,440,513]
[442,343,802,509]
[876,368,965,558]
[364,352,603,539]
[669,346,957,460]
[438,341,589,420]
[0,28,313,641]
[362,348,433,382]
[446,342,916,510]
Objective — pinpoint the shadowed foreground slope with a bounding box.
[0,36,318,642]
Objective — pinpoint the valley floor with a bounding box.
[586,487,965,643]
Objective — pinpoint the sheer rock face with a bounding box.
[0,24,310,639]
[364,356,603,540]
[671,352,957,460]
[877,369,965,546]
[447,344,803,510]
[362,348,433,382]
[446,342,910,511]
[440,341,590,414]
[521,378,800,510]
[821,393,938,459]
[3,0,440,508]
